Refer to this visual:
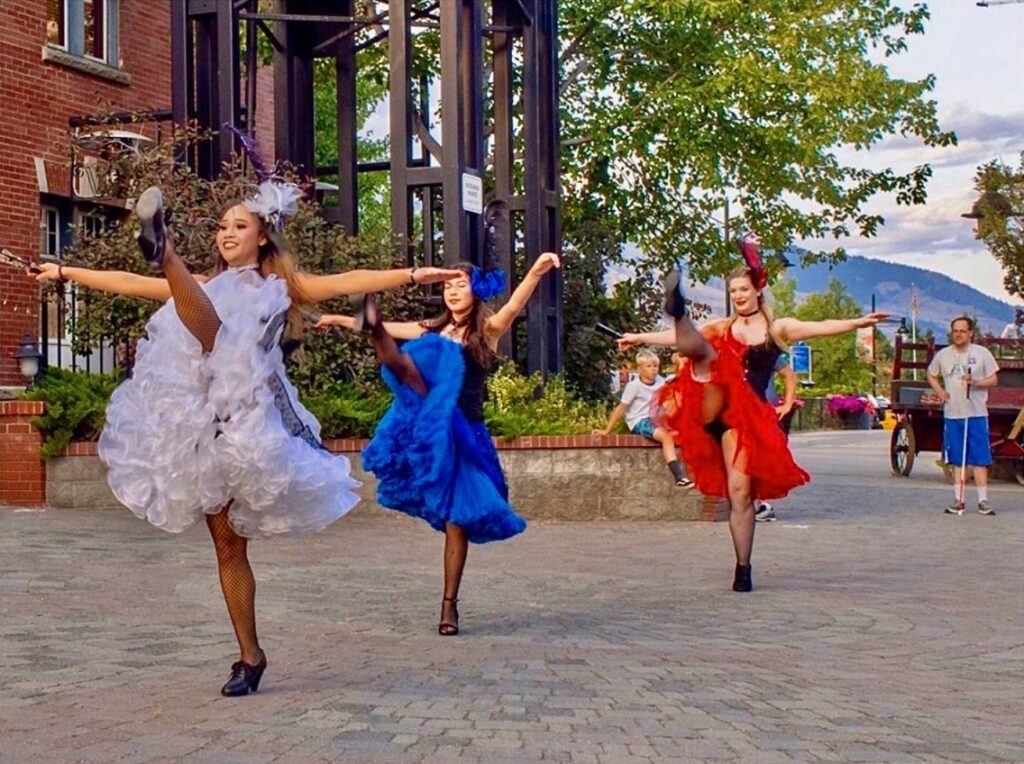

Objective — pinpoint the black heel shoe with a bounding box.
[350,292,380,334]
[438,597,459,636]
[733,564,753,593]
[135,186,167,267]
[663,269,688,319]
[220,651,267,697]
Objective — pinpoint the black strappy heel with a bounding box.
[438,597,459,636]
[135,186,167,266]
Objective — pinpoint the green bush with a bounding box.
[300,382,393,440]
[20,368,120,458]
[484,364,608,438]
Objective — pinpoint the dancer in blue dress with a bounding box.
[317,251,560,635]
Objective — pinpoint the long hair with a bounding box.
[725,265,787,350]
[421,262,498,369]
[211,202,312,343]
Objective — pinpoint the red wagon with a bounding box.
[889,335,1024,484]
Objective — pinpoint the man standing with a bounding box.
[926,317,1000,515]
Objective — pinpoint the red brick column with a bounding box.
[0,400,47,507]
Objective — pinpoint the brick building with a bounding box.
[0,0,171,388]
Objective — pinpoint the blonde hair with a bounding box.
[213,204,312,343]
[635,349,659,365]
[725,266,788,350]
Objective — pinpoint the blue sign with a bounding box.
[791,342,810,373]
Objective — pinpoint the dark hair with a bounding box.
[421,262,498,369]
[949,316,975,332]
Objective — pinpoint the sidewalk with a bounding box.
[2,431,1021,763]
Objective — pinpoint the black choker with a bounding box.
[736,310,759,318]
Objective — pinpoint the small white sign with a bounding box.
[461,172,483,214]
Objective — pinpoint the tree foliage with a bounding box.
[558,0,954,283]
[791,277,873,394]
[971,154,1024,301]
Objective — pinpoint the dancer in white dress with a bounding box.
[33,183,459,695]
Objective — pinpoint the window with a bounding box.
[46,0,66,47]
[44,0,119,70]
[41,207,61,261]
[83,0,106,61]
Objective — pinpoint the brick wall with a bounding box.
[0,401,46,506]
[0,0,171,386]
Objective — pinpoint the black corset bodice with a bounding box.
[428,327,488,421]
[458,351,488,422]
[743,339,782,401]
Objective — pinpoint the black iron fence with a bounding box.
[39,284,130,375]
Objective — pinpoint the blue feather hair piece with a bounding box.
[470,267,506,302]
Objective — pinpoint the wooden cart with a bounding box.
[888,335,1024,483]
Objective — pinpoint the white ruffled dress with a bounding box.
[98,267,360,538]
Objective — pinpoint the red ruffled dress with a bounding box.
[654,332,809,500]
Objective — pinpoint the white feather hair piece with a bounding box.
[243,179,301,230]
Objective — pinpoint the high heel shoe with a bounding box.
[135,186,167,266]
[663,269,688,319]
[220,651,267,697]
[350,292,380,334]
[732,564,753,593]
[438,597,459,636]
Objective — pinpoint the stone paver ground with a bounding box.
[2,431,1022,763]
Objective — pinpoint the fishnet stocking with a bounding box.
[206,507,262,665]
[370,314,427,396]
[161,239,222,353]
[442,523,468,630]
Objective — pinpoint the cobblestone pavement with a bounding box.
[2,431,1022,763]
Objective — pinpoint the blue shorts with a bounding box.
[630,417,657,440]
[943,416,992,467]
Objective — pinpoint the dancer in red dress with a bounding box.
[622,254,886,592]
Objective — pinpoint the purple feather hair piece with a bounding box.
[224,123,274,183]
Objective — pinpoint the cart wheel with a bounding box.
[890,421,916,476]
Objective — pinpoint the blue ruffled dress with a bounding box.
[361,333,526,544]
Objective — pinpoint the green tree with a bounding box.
[794,277,872,394]
[558,1,954,283]
[970,154,1024,300]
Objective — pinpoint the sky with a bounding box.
[799,1,1024,304]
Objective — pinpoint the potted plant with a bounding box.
[825,394,875,430]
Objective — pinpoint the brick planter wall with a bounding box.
[0,400,46,506]
[45,436,723,521]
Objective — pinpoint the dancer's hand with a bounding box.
[315,314,353,332]
[592,427,610,436]
[854,311,889,328]
[32,262,63,282]
[775,401,794,419]
[412,267,463,285]
[617,333,642,351]
[529,252,561,277]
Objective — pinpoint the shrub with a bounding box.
[300,382,393,440]
[484,363,608,438]
[20,368,120,458]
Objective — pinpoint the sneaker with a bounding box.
[944,501,965,516]
[675,477,694,489]
[755,502,776,522]
[977,500,996,516]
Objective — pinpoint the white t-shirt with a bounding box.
[926,343,999,419]
[620,375,665,430]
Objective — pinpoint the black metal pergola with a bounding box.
[169,0,562,374]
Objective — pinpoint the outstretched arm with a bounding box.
[617,329,674,350]
[33,262,206,302]
[315,313,427,341]
[297,266,462,303]
[485,253,561,339]
[774,312,889,343]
